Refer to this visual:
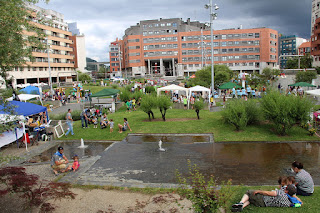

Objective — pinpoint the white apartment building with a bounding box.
[8,4,75,87]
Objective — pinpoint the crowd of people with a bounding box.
[231,161,314,212]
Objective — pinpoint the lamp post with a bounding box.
[45,37,53,95]
[205,0,219,96]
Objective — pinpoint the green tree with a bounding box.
[193,100,204,120]
[119,90,131,103]
[286,58,298,69]
[140,95,157,121]
[295,71,317,83]
[157,96,172,121]
[260,90,314,136]
[261,68,280,82]
[0,0,49,133]
[192,65,233,88]
[78,71,91,83]
[0,0,49,89]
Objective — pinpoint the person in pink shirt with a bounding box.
[68,155,80,172]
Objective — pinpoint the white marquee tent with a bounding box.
[188,85,211,109]
[157,84,189,97]
[306,89,320,96]
[6,94,41,102]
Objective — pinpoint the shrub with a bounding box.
[49,110,81,121]
[119,90,131,103]
[194,101,204,119]
[140,95,157,121]
[131,91,143,100]
[157,96,172,121]
[244,99,261,125]
[222,99,249,131]
[111,84,118,89]
[295,71,317,83]
[0,167,76,212]
[145,86,156,93]
[176,160,235,212]
[260,90,314,135]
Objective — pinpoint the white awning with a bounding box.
[157,84,189,96]
[6,94,40,102]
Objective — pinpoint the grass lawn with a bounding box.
[230,186,320,213]
[61,108,319,142]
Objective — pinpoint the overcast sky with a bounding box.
[36,0,312,62]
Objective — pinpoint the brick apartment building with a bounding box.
[298,41,311,55]
[7,4,75,87]
[109,18,278,78]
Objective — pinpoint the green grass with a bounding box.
[230,186,320,213]
[61,109,319,142]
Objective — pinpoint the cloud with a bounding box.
[36,0,312,61]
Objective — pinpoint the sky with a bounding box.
[36,0,312,62]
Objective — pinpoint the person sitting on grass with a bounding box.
[118,118,132,133]
[291,161,314,196]
[51,146,70,175]
[100,113,109,129]
[231,184,299,212]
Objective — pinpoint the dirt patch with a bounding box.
[143,117,198,122]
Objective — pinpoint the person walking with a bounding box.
[65,109,74,136]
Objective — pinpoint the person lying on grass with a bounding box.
[231,184,301,212]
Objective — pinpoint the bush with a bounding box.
[140,95,157,121]
[176,160,235,212]
[49,110,82,121]
[145,86,156,93]
[260,90,314,135]
[119,90,131,103]
[0,167,76,212]
[245,99,261,125]
[194,101,204,119]
[131,91,143,100]
[111,84,118,89]
[295,71,317,83]
[222,100,248,131]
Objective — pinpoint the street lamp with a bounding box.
[205,0,219,97]
[44,37,53,95]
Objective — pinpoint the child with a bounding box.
[68,155,80,172]
[109,119,114,133]
[287,176,296,188]
[92,116,98,128]
[278,176,288,191]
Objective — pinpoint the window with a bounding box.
[143,31,147,36]
[182,43,187,48]
[148,31,153,35]
[213,42,218,47]
[162,51,167,55]
[214,56,219,61]
[160,23,165,27]
[155,45,160,48]
[172,23,177,27]
[161,37,166,41]
[154,31,159,34]
[228,56,233,60]
[248,33,253,37]
[214,49,218,54]
[173,37,178,41]
[143,25,147,28]
[254,40,260,45]
[173,44,178,48]
[161,44,166,48]
[221,35,226,39]
[242,33,247,37]
[188,50,193,54]
[227,34,233,38]
[149,24,153,27]
[188,64,193,67]
[221,42,227,46]
[167,44,173,48]
[234,41,239,45]
[255,33,260,38]
[148,38,153,42]
[228,41,233,45]
[154,23,159,27]
[167,37,172,41]
[242,48,247,52]
[235,56,240,59]
[194,50,199,54]
[143,39,147,43]
[228,48,233,52]
[222,49,227,53]
[154,38,160,42]
[167,23,171,26]
[235,48,240,52]
[182,51,187,55]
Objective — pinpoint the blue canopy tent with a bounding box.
[0,101,48,120]
[20,86,40,95]
[0,101,49,149]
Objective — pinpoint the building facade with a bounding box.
[279,35,307,69]
[298,41,311,55]
[311,16,320,66]
[312,0,320,35]
[110,18,279,78]
[68,22,87,73]
[109,39,123,77]
[8,4,75,87]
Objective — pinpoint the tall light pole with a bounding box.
[45,37,53,95]
[205,0,219,96]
